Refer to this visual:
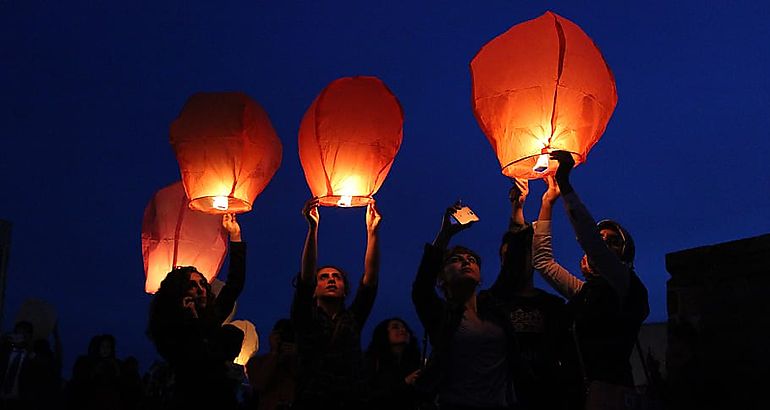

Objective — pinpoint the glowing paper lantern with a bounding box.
[299,76,403,207]
[170,92,282,214]
[141,181,227,294]
[229,319,259,365]
[471,11,618,179]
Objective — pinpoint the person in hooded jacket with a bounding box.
[532,151,649,390]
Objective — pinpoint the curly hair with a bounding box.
[147,266,214,345]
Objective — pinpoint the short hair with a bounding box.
[443,246,482,268]
[315,265,351,296]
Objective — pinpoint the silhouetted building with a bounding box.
[666,233,770,409]
[630,322,666,389]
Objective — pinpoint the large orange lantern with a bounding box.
[141,181,227,294]
[299,76,403,207]
[471,11,617,179]
[170,92,282,214]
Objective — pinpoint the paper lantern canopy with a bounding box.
[471,11,617,179]
[299,76,403,207]
[141,181,228,294]
[229,319,259,366]
[170,92,282,214]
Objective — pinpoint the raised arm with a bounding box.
[412,243,446,342]
[300,198,320,286]
[532,175,584,299]
[215,213,246,322]
[491,179,533,297]
[432,202,475,249]
[509,178,528,229]
[361,202,381,287]
[551,151,631,301]
[413,204,471,342]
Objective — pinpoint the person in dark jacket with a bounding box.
[246,319,298,410]
[532,151,649,391]
[364,317,422,410]
[147,213,246,410]
[1,321,60,410]
[290,199,381,410]
[412,202,522,410]
[493,180,581,410]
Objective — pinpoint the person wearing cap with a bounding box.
[532,151,649,389]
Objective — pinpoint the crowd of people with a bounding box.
[1,152,651,409]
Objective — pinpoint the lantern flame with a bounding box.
[337,195,353,207]
[533,154,550,173]
[334,175,362,207]
[212,196,229,211]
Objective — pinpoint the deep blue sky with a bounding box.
[2,1,769,376]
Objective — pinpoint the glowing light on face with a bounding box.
[212,196,229,211]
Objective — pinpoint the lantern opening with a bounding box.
[533,154,550,173]
[337,195,353,207]
[213,196,229,211]
[317,195,374,208]
[189,196,252,214]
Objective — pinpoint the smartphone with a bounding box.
[450,206,480,225]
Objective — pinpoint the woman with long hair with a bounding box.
[147,214,245,410]
[364,317,422,410]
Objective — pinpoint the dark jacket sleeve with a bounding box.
[490,223,533,300]
[350,280,378,331]
[291,274,315,331]
[214,241,246,324]
[562,192,631,301]
[411,244,446,344]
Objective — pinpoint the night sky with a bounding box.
[2,1,769,376]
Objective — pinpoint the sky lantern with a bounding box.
[471,11,618,179]
[299,76,403,207]
[170,92,282,214]
[229,319,259,366]
[141,181,227,294]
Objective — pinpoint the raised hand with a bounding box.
[541,175,561,206]
[365,202,382,233]
[302,198,320,228]
[509,178,529,207]
[222,213,242,242]
[434,202,475,248]
[182,296,199,318]
[550,150,575,195]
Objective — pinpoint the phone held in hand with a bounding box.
[450,206,479,225]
